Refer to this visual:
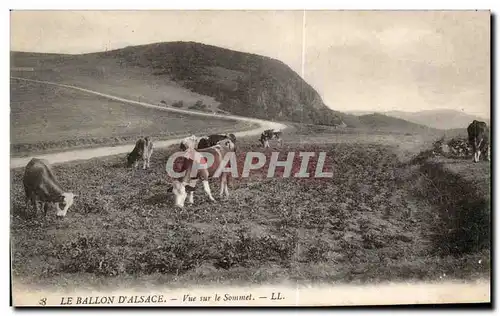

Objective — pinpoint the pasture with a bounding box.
[10,79,256,156]
[10,127,490,291]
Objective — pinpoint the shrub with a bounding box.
[171,101,184,108]
[188,100,207,111]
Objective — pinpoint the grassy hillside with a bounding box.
[11,42,443,133]
[355,113,438,134]
[10,78,254,156]
[10,52,222,111]
[12,43,344,127]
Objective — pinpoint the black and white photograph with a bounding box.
[8,9,491,306]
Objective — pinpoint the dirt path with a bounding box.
[10,77,287,169]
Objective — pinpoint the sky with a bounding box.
[10,10,491,118]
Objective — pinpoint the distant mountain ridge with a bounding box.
[347,109,490,130]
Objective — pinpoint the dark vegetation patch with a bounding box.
[411,162,490,255]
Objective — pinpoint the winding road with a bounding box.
[10,77,287,170]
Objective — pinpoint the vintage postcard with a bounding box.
[9,10,491,307]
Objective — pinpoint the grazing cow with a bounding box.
[23,158,77,217]
[180,133,237,151]
[127,137,154,169]
[168,138,236,208]
[467,120,490,163]
[260,129,283,148]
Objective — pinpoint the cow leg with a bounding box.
[24,193,33,216]
[30,194,39,215]
[472,145,478,162]
[147,152,152,168]
[188,191,194,205]
[224,178,229,197]
[24,197,30,214]
[202,180,216,202]
[220,174,230,198]
[134,161,139,169]
[142,157,147,170]
[186,178,197,205]
[43,202,50,217]
[219,175,227,198]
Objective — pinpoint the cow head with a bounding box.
[126,153,135,167]
[167,180,195,208]
[167,181,187,208]
[217,139,235,151]
[56,192,78,217]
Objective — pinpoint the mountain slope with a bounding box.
[111,41,347,126]
[11,42,441,133]
[356,113,437,133]
[374,109,489,130]
[12,42,346,127]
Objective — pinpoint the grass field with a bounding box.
[10,127,490,290]
[10,78,256,156]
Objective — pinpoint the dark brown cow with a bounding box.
[23,158,77,217]
[467,120,490,163]
[127,137,154,169]
[168,138,236,208]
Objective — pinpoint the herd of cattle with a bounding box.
[19,119,490,219]
[20,128,283,217]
